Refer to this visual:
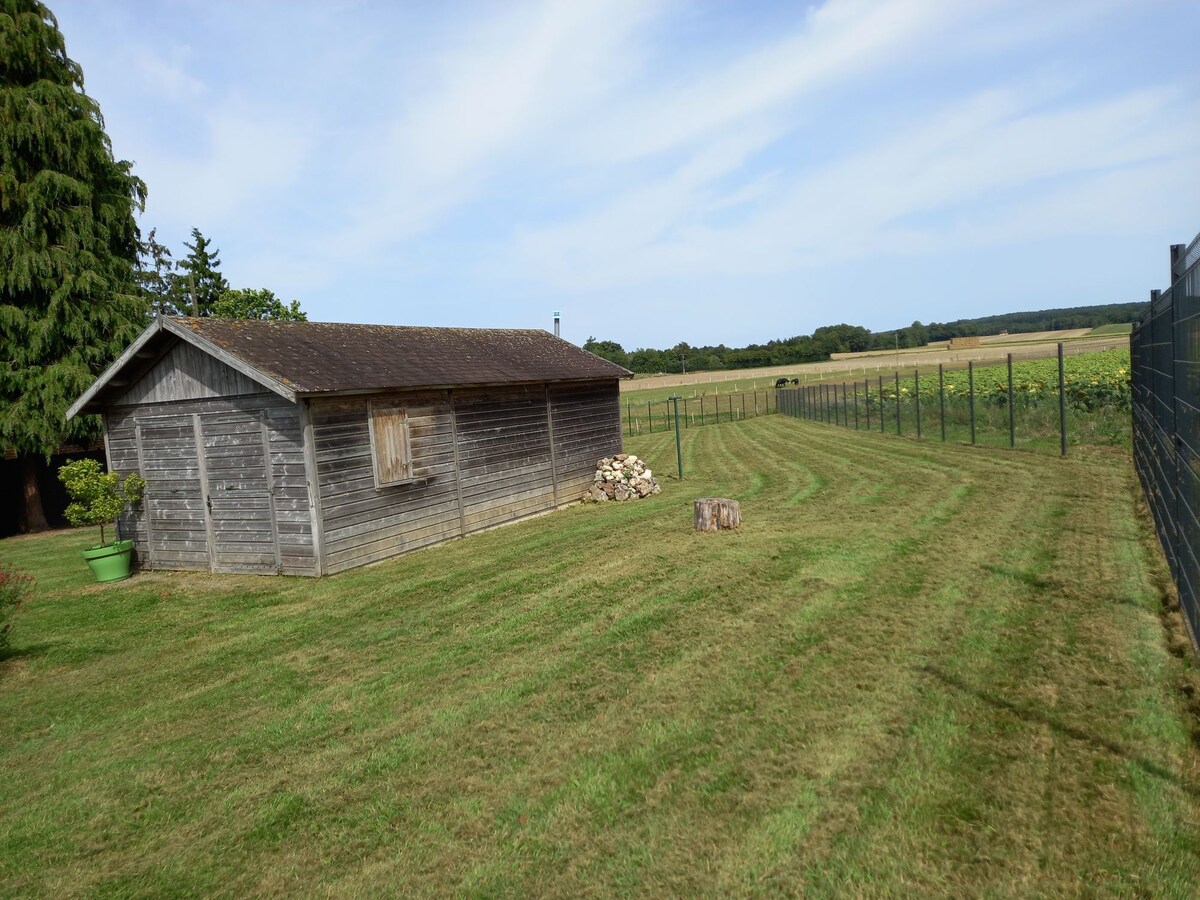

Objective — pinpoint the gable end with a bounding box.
[114,340,270,406]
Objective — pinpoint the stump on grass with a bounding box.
[694,498,741,532]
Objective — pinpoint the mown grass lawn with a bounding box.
[1,416,1197,896]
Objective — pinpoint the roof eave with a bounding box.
[66,318,166,420]
[65,317,301,420]
[292,373,628,399]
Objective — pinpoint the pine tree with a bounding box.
[0,0,149,530]
[135,227,174,313]
[172,227,228,316]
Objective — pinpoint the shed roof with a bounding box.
[67,317,631,418]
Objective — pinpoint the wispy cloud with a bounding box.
[324,0,663,255]
[571,0,977,165]
[131,48,207,102]
[505,50,1197,292]
[53,0,1200,343]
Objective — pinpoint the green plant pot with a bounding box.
[81,539,134,583]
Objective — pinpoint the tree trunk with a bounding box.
[694,498,741,532]
[19,455,49,533]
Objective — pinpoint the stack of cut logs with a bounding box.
[582,454,662,502]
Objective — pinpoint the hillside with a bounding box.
[921,301,1147,342]
[588,301,1145,374]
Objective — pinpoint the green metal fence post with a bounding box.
[895,370,901,435]
[1058,342,1067,456]
[969,360,976,445]
[879,375,885,433]
[670,395,683,479]
[915,369,921,439]
[939,364,945,442]
[1007,352,1015,448]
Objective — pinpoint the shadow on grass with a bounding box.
[917,663,1199,798]
[0,642,55,667]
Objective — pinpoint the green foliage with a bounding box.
[813,323,872,355]
[0,562,34,654]
[583,336,629,368]
[212,288,307,321]
[57,459,144,546]
[599,302,1145,376]
[135,227,174,311]
[865,349,1132,413]
[0,0,149,459]
[919,302,1147,342]
[171,227,228,316]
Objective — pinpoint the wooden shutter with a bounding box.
[368,402,413,487]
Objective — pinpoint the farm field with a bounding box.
[810,348,1134,455]
[1089,322,1134,336]
[621,331,1130,405]
[1,417,1198,895]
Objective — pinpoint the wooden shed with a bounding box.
[67,317,631,576]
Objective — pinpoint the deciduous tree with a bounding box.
[212,288,307,321]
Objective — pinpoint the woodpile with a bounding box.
[581,454,661,503]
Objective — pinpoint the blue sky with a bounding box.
[54,0,1200,348]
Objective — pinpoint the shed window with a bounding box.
[368,402,413,487]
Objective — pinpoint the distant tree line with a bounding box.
[584,302,1147,374]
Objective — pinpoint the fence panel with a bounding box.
[1132,236,1200,654]
[623,390,776,436]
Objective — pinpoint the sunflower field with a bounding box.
[865,349,1131,413]
[798,348,1134,451]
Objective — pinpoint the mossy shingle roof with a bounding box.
[173,317,631,392]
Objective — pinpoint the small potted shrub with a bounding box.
[58,459,146,583]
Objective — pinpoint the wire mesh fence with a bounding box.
[776,342,1132,456]
[1132,236,1200,655]
[623,390,777,436]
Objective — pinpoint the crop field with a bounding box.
[841,348,1133,452]
[1089,323,1134,336]
[629,349,1133,454]
[1,417,1198,895]
[621,335,1130,407]
[908,347,1132,411]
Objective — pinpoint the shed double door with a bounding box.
[138,409,282,573]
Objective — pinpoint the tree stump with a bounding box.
[694,498,741,532]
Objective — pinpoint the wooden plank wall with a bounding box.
[103,372,622,577]
[454,385,556,533]
[106,393,317,575]
[109,412,209,571]
[310,392,459,574]
[201,411,278,574]
[310,380,623,574]
[550,380,623,500]
[115,340,265,406]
